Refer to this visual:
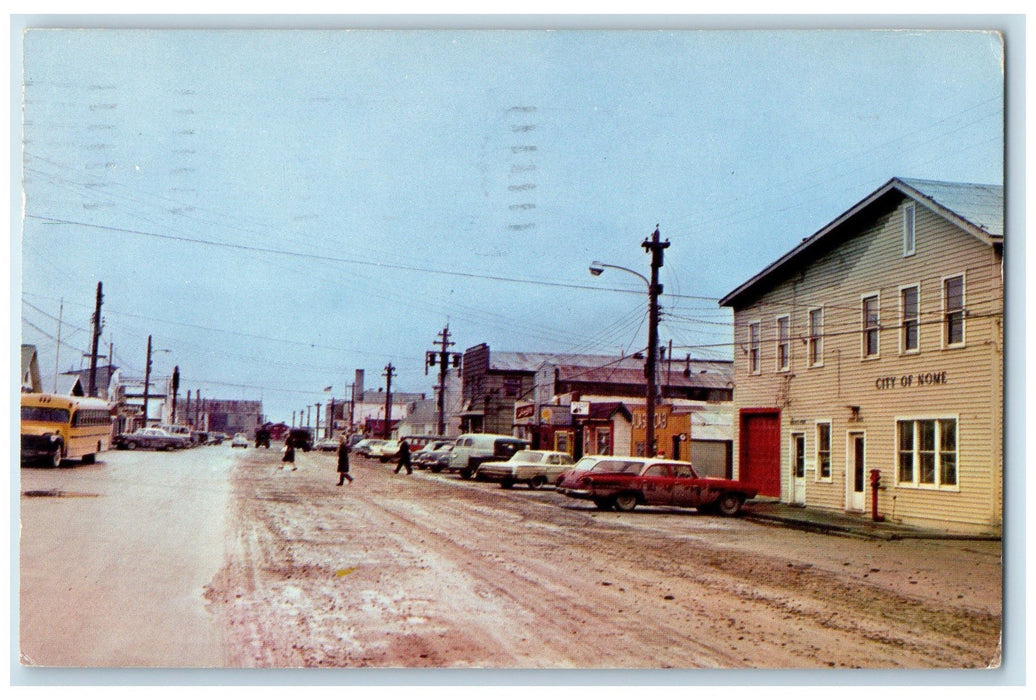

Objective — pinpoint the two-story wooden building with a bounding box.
[720,177,1003,533]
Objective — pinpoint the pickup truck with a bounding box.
[555,456,757,515]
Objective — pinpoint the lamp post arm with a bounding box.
[589,261,650,288]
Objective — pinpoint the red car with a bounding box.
[555,456,757,516]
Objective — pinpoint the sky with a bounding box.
[13,24,1006,425]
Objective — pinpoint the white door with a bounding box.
[791,433,806,505]
[848,433,866,511]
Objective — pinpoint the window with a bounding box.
[21,406,70,423]
[862,294,880,358]
[903,203,916,256]
[896,418,958,488]
[748,322,761,374]
[816,423,831,480]
[642,465,668,478]
[792,433,805,479]
[502,377,523,397]
[944,275,965,347]
[808,308,823,367]
[776,315,790,371]
[901,285,919,353]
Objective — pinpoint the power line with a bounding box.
[24,214,722,303]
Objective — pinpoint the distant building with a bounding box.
[327,369,426,438]
[200,398,264,438]
[20,345,41,393]
[462,344,735,466]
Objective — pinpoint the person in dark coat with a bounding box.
[281,434,297,471]
[393,439,413,475]
[336,437,353,485]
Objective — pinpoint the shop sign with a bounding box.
[874,371,948,390]
[514,403,536,421]
[570,400,590,416]
[632,410,669,430]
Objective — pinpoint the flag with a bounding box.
[323,386,332,392]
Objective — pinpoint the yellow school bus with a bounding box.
[20,393,113,467]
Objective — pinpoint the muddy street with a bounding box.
[203,447,1001,669]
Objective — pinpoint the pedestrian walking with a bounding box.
[281,434,297,471]
[336,437,353,485]
[393,439,413,475]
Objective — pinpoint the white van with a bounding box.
[446,433,530,479]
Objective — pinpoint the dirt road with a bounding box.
[204,448,1001,669]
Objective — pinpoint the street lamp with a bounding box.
[589,226,670,457]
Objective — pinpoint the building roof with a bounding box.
[586,401,633,421]
[552,359,734,391]
[719,177,1004,308]
[488,352,567,373]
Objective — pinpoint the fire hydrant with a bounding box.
[869,469,885,522]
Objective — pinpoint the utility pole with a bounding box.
[52,298,64,393]
[348,383,355,434]
[196,391,201,429]
[382,363,395,439]
[642,226,670,457]
[315,403,322,438]
[88,282,103,397]
[171,366,180,424]
[292,410,296,428]
[328,398,336,439]
[186,390,192,427]
[426,325,462,437]
[142,334,152,426]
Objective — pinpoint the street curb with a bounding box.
[743,512,1002,542]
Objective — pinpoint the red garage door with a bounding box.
[739,409,781,498]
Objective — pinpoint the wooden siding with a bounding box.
[731,196,1003,532]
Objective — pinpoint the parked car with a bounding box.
[353,438,386,458]
[555,456,758,515]
[313,438,339,452]
[287,428,313,452]
[114,427,189,451]
[371,439,402,462]
[412,440,455,469]
[422,443,455,472]
[231,433,249,448]
[207,432,227,445]
[446,433,530,479]
[399,435,449,451]
[346,434,365,448]
[158,424,194,446]
[475,450,575,489]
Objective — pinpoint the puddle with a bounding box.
[22,489,100,498]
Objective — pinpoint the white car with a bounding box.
[370,439,402,462]
[475,450,576,489]
[313,438,340,452]
[231,433,248,448]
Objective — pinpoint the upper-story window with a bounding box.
[748,322,761,374]
[807,307,823,367]
[903,203,916,256]
[776,315,790,371]
[862,294,880,358]
[944,274,965,347]
[901,285,920,353]
[502,376,523,397]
